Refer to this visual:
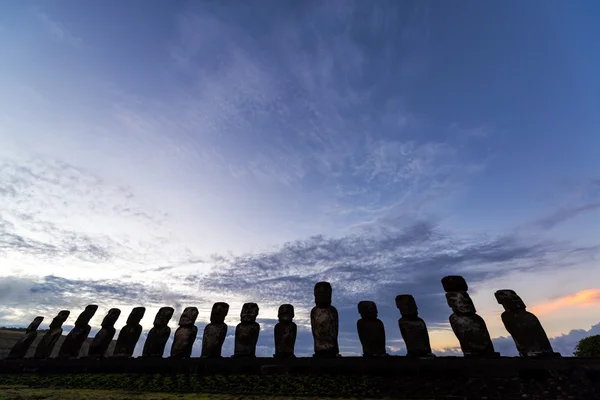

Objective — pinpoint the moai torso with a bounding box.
[274,304,297,358]
[201,302,229,358]
[8,316,44,359]
[357,301,388,357]
[142,307,174,357]
[58,305,98,359]
[396,295,432,357]
[311,281,340,357]
[442,276,498,358]
[113,307,145,357]
[233,303,260,357]
[171,307,199,358]
[34,310,70,359]
[89,308,121,357]
[495,289,558,357]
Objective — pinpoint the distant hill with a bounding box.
[0,329,116,359]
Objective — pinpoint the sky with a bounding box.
[1,0,599,357]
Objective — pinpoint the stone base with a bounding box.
[273,352,296,359]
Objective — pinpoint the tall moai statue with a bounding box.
[274,304,297,358]
[142,307,174,357]
[113,307,145,358]
[495,289,560,357]
[233,302,260,358]
[311,281,340,358]
[357,301,388,357]
[88,308,121,358]
[442,276,499,358]
[58,305,98,359]
[396,294,433,357]
[170,306,199,358]
[34,310,70,359]
[201,302,229,358]
[7,316,44,359]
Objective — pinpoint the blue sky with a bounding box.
[1,0,599,357]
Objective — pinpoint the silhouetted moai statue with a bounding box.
[34,310,70,359]
[58,305,98,359]
[171,306,199,358]
[233,302,260,358]
[495,289,560,357]
[113,307,145,357]
[201,302,229,358]
[142,307,174,357]
[311,281,340,358]
[442,276,499,358]
[274,304,297,358]
[7,316,44,359]
[88,308,121,358]
[396,295,433,357]
[357,301,388,357]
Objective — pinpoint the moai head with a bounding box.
[495,289,526,311]
[101,308,121,328]
[75,305,99,326]
[154,307,174,326]
[127,307,146,325]
[446,291,476,314]
[26,316,44,333]
[240,302,259,323]
[179,307,199,325]
[50,310,70,328]
[210,302,229,324]
[358,301,378,319]
[278,304,294,323]
[395,294,418,317]
[441,275,468,292]
[314,281,333,307]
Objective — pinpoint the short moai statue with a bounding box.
[442,276,499,358]
[88,308,121,358]
[7,316,44,359]
[357,301,388,357]
[201,302,229,358]
[58,305,98,359]
[311,281,340,358]
[233,302,260,358]
[142,307,174,357]
[170,307,199,358]
[396,295,433,357]
[34,310,70,359]
[274,304,297,358]
[495,289,560,357]
[113,307,145,357]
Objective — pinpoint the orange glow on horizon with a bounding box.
[528,289,600,315]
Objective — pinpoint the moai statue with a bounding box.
[170,307,199,358]
[357,301,388,357]
[274,304,297,358]
[58,305,98,359]
[311,281,340,358]
[442,276,499,358]
[142,307,174,357]
[233,302,260,358]
[201,302,229,358]
[88,308,121,358]
[34,310,70,359]
[495,289,560,357]
[113,307,145,358]
[396,295,433,357]
[7,316,44,359]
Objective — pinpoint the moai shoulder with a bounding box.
[311,281,340,358]
[395,294,433,357]
[142,306,174,358]
[171,306,199,358]
[274,304,297,358]
[7,316,44,359]
[58,305,98,359]
[357,300,387,357]
[201,302,229,358]
[233,302,260,358]
[113,307,145,358]
[495,289,559,357]
[89,308,121,358]
[34,310,70,359]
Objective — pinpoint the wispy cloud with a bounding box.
[33,7,84,49]
[528,289,600,316]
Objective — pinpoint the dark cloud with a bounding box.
[535,202,600,230]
